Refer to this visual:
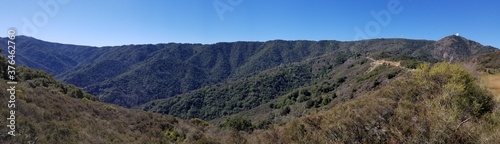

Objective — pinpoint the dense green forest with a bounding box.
[142,50,404,120]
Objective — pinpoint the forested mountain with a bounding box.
[0,35,496,108]
[0,36,103,74]
[1,36,499,143]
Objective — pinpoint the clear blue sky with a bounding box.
[0,0,499,48]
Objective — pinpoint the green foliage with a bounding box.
[164,130,184,142]
[334,52,350,65]
[296,89,311,103]
[304,98,325,109]
[0,48,6,78]
[60,40,348,107]
[305,100,315,109]
[69,89,84,99]
[148,64,313,120]
[386,72,397,79]
[0,67,208,143]
[0,51,97,101]
[280,106,291,116]
[190,118,210,131]
[356,64,390,83]
[221,116,254,132]
[256,118,273,129]
[335,76,347,84]
[16,66,97,101]
[5,36,496,110]
[395,54,437,68]
[401,59,421,69]
[321,96,332,105]
[2,37,499,143]
[255,62,499,143]
[424,63,494,118]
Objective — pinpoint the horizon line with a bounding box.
[0,35,498,49]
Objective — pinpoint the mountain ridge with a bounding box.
[1,35,497,108]
[1,35,500,143]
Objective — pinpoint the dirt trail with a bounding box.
[481,74,500,102]
[366,57,403,72]
[366,56,499,101]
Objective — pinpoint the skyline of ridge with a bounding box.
[1,35,498,50]
[0,0,499,48]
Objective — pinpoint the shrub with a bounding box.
[387,72,397,79]
[300,89,312,97]
[296,94,309,103]
[305,100,314,109]
[257,62,498,143]
[269,103,275,109]
[280,106,291,116]
[221,116,254,132]
[402,59,421,69]
[69,89,84,99]
[190,118,210,131]
[256,119,273,129]
[321,97,331,105]
[424,63,494,118]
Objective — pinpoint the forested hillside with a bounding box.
[142,50,404,120]
[1,35,499,143]
[0,49,215,143]
[1,35,496,109]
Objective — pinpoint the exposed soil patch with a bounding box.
[366,57,402,72]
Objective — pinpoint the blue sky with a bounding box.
[0,0,499,48]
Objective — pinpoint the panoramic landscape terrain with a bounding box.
[1,35,500,143]
[1,0,499,143]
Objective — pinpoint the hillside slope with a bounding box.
[142,51,405,121]
[246,63,500,143]
[0,53,212,143]
[1,36,497,109]
[141,36,498,121]
[0,36,103,74]
[0,37,499,143]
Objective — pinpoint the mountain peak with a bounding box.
[437,34,472,44]
[431,35,496,61]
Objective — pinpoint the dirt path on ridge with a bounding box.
[366,57,403,72]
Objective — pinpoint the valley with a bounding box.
[2,0,499,143]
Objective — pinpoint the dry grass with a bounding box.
[0,79,214,143]
[481,74,500,102]
[249,63,500,143]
